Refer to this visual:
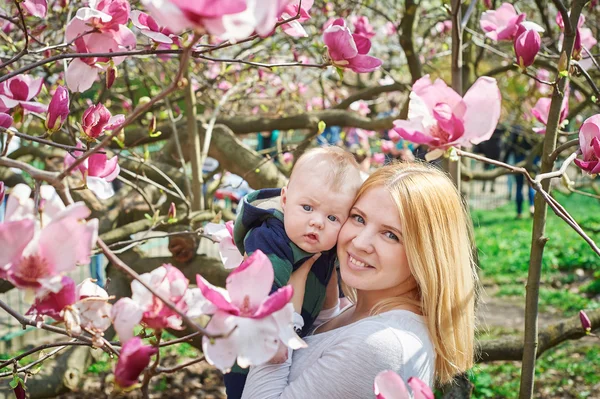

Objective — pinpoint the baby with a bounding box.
[225,146,363,399]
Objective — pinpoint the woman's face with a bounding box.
[337,186,412,297]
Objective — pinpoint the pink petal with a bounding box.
[46,86,69,132]
[196,274,239,314]
[252,285,293,318]
[20,100,48,113]
[0,219,34,270]
[346,54,382,73]
[201,312,240,372]
[114,337,157,389]
[408,377,434,399]
[219,239,244,269]
[461,76,502,145]
[226,250,274,311]
[111,297,144,343]
[352,33,371,54]
[22,0,48,18]
[271,303,306,349]
[374,370,409,399]
[0,112,13,129]
[579,115,600,159]
[169,0,247,19]
[392,118,438,146]
[26,276,76,320]
[66,59,99,93]
[323,24,358,62]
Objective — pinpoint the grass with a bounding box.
[469,190,600,398]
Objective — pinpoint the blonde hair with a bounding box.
[342,161,477,384]
[289,146,362,194]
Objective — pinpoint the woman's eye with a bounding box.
[384,231,400,241]
[351,214,365,224]
[328,215,338,222]
[302,205,313,211]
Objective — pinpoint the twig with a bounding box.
[156,356,205,374]
[534,151,579,183]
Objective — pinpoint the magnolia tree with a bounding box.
[0,0,599,398]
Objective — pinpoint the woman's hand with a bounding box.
[288,253,321,314]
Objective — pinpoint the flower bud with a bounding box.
[580,310,592,333]
[282,152,294,164]
[106,66,117,89]
[0,112,13,129]
[0,181,4,203]
[168,202,176,219]
[148,115,156,135]
[514,28,541,69]
[114,337,157,389]
[45,86,69,134]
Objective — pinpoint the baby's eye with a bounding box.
[302,205,313,211]
[384,231,400,241]
[328,215,338,222]
[351,214,365,224]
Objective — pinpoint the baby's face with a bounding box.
[281,172,356,254]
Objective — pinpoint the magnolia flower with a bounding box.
[22,0,48,17]
[556,13,598,58]
[111,264,214,342]
[383,21,396,36]
[81,103,124,140]
[374,370,433,399]
[197,250,306,372]
[574,114,600,174]
[513,24,541,69]
[392,75,501,154]
[0,202,98,295]
[65,0,135,92]
[280,0,314,38]
[64,141,120,200]
[323,18,382,73]
[579,310,592,332]
[130,10,176,44]
[114,337,157,389]
[372,153,385,165]
[26,276,77,321]
[434,20,452,36]
[45,86,69,134]
[350,100,371,116]
[0,75,47,113]
[281,152,294,164]
[352,15,376,39]
[204,221,244,269]
[531,93,569,134]
[4,183,65,226]
[0,112,12,129]
[479,3,525,41]
[0,181,4,203]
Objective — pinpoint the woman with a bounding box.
[241,162,478,398]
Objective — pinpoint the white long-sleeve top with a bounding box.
[241,309,435,399]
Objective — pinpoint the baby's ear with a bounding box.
[280,186,287,211]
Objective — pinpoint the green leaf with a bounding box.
[144,213,153,221]
[149,130,162,138]
[318,120,326,134]
[260,103,269,112]
[335,67,344,80]
[558,70,569,78]
[9,375,22,389]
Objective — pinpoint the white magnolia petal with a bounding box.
[271,303,307,350]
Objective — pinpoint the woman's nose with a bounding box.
[352,230,374,253]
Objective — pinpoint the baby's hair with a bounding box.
[289,146,362,194]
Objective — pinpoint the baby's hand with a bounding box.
[268,341,289,364]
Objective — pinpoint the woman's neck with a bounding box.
[353,278,422,319]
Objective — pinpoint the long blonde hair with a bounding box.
[342,161,478,384]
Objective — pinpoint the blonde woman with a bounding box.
[241,162,477,399]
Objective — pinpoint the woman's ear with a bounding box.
[280,186,287,211]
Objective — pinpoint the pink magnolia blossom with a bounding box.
[531,94,569,134]
[81,103,124,139]
[4,184,65,226]
[0,75,47,113]
[434,20,452,36]
[114,337,157,389]
[143,0,288,41]
[26,276,77,321]
[350,100,371,116]
[111,264,214,342]
[352,16,376,39]
[0,112,12,129]
[374,370,433,399]
[45,86,69,134]
[280,0,314,37]
[65,0,135,92]
[64,141,120,200]
[204,221,244,269]
[574,114,600,174]
[392,75,501,152]
[388,130,402,143]
[22,0,47,17]
[579,309,592,332]
[323,18,383,73]
[380,140,394,154]
[383,21,396,36]
[556,13,597,58]
[372,152,385,165]
[514,28,541,69]
[130,10,176,44]
[0,181,4,203]
[282,152,294,164]
[197,250,306,371]
[0,201,98,295]
[479,3,526,41]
